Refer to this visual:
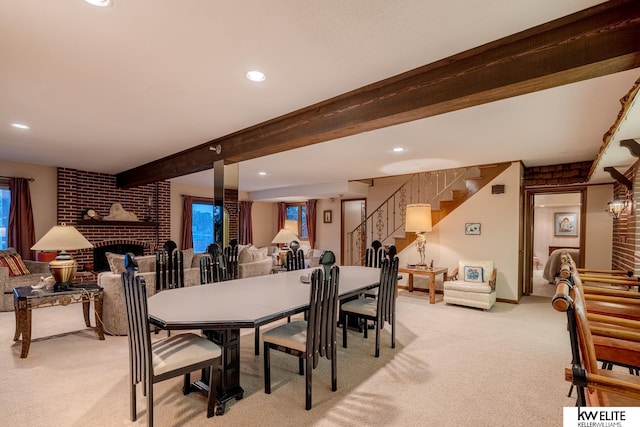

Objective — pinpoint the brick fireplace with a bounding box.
[55,167,240,272]
[57,168,170,271]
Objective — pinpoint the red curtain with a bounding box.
[239,201,253,245]
[306,199,317,249]
[181,196,193,250]
[278,202,286,230]
[8,178,35,259]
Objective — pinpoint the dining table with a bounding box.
[147,265,381,414]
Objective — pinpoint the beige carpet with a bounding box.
[1,290,576,426]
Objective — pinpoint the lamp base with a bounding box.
[53,282,72,292]
[49,253,77,291]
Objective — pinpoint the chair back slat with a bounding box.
[377,256,399,325]
[365,240,384,268]
[224,239,239,279]
[307,264,339,368]
[286,247,305,271]
[121,254,152,386]
[200,254,214,284]
[172,249,184,288]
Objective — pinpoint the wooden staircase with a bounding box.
[346,162,511,264]
[393,162,510,253]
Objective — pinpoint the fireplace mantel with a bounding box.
[77,220,158,227]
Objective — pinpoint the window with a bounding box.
[286,203,308,240]
[0,181,9,249]
[191,200,227,253]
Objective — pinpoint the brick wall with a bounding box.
[611,161,639,273]
[56,167,240,270]
[57,167,170,269]
[522,161,593,186]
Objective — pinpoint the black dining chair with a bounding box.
[262,257,340,410]
[223,239,239,280]
[121,253,222,426]
[342,256,400,357]
[286,240,306,271]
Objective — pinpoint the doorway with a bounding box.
[523,186,586,297]
[341,198,366,265]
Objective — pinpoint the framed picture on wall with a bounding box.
[554,212,577,237]
[323,210,332,223]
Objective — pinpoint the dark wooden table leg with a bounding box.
[93,292,105,340]
[13,296,22,341]
[17,299,32,358]
[408,273,414,292]
[82,294,91,327]
[199,328,244,415]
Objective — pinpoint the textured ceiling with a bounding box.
[1,0,638,200]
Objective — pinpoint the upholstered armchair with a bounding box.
[443,260,497,311]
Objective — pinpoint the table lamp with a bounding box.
[271,227,299,266]
[405,203,432,266]
[31,223,94,291]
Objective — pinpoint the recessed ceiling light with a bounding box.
[84,0,112,6]
[258,171,267,176]
[11,123,29,130]
[246,70,266,82]
[392,147,405,152]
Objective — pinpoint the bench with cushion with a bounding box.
[443,260,497,311]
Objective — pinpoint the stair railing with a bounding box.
[346,166,479,266]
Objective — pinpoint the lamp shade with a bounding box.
[271,228,299,245]
[31,224,94,251]
[405,204,433,232]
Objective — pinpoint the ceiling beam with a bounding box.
[117,0,640,188]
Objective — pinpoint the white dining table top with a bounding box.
[147,265,380,330]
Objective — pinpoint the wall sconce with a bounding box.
[608,193,633,219]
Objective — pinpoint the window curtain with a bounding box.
[239,201,253,245]
[278,202,286,230]
[8,178,35,259]
[181,196,193,250]
[306,199,317,249]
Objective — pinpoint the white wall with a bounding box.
[533,203,580,266]
[395,162,522,301]
[314,198,342,259]
[585,184,614,269]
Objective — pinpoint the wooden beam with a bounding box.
[117,0,640,188]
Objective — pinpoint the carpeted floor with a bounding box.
[1,289,576,426]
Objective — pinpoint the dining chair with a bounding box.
[342,256,399,357]
[223,239,239,279]
[364,240,384,268]
[286,240,306,271]
[263,259,340,410]
[121,253,222,426]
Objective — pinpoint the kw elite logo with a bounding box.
[564,407,640,427]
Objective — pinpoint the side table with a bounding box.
[13,283,105,358]
[398,267,448,304]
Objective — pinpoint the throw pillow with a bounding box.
[105,252,126,274]
[463,266,484,283]
[0,253,31,276]
[136,255,156,273]
[182,248,195,269]
[238,246,267,264]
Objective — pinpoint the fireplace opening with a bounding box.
[93,244,145,272]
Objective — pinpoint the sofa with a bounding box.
[237,245,274,278]
[443,260,497,311]
[1,248,51,312]
[97,249,208,335]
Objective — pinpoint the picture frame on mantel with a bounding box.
[323,210,332,223]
